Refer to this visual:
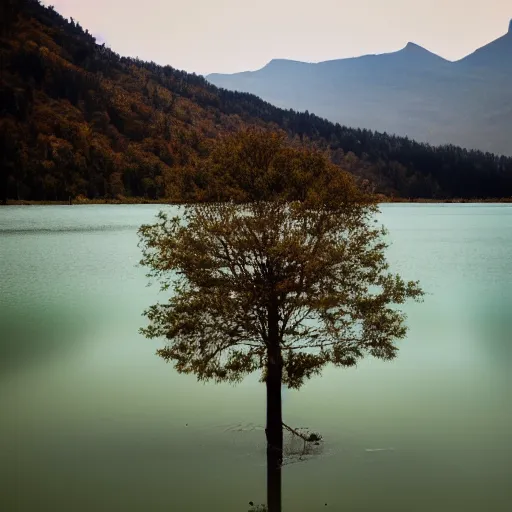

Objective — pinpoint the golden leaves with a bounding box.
[138,132,423,388]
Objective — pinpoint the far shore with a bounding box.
[2,197,512,206]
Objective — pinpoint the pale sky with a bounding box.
[45,0,511,75]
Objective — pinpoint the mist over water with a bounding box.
[1,204,511,511]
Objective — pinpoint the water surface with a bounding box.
[1,204,511,511]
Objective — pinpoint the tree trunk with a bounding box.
[266,302,282,512]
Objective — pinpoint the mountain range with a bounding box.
[1,0,511,202]
[208,21,512,156]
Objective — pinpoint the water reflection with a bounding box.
[0,302,90,376]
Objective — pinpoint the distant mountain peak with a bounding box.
[403,42,424,51]
[266,58,308,67]
[395,42,447,63]
[456,18,512,68]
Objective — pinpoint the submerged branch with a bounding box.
[282,422,312,442]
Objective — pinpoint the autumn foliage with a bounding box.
[2,0,512,203]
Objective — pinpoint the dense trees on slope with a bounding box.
[1,0,511,201]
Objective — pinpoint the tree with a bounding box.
[138,130,423,512]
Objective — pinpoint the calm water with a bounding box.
[1,204,511,511]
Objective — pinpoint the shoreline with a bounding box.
[2,198,512,206]
[378,197,512,204]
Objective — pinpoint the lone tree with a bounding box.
[138,130,423,512]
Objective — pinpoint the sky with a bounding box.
[44,0,511,75]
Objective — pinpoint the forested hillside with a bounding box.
[1,0,511,201]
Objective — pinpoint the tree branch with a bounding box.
[282,422,310,442]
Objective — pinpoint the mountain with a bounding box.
[457,19,512,71]
[207,22,512,156]
[1,0,511,202]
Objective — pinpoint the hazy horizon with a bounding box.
[42,0,512,75]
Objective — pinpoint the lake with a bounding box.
[1,204,511,511]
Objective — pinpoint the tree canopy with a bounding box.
[139,131,423,388]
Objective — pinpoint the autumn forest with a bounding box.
[1,0,512,202]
